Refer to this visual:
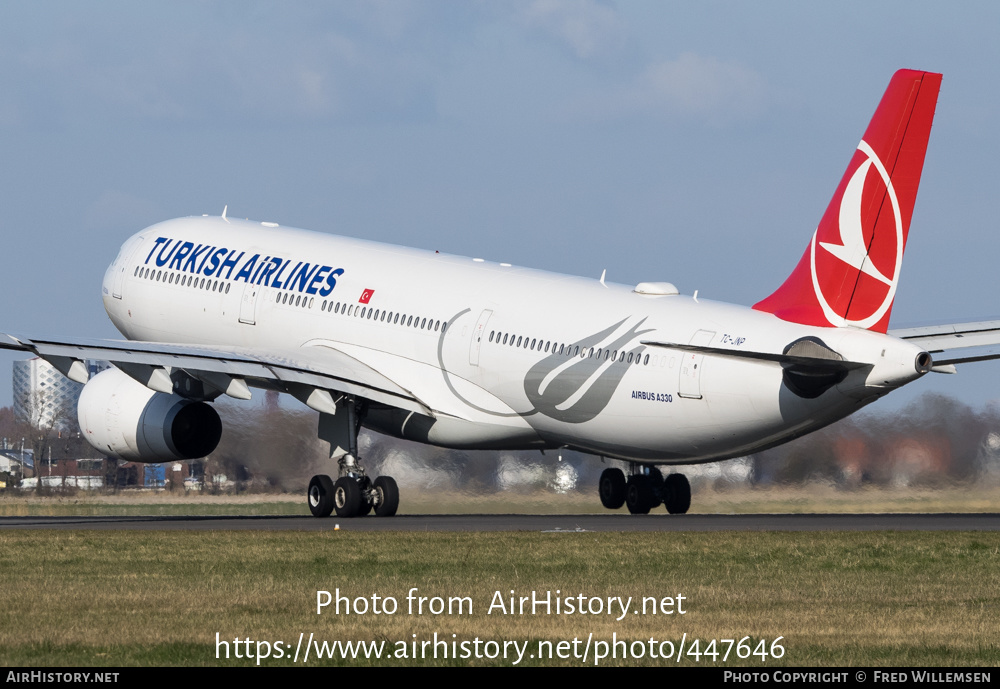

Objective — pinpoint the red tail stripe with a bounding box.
[753,70,941,333]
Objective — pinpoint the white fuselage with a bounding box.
[101,216,928,465]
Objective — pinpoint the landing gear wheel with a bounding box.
[307,475,335,518]
[664,473,691,514]
[625,475,653,514]
[374,476,399,517]
[599,468,626,509]
[334,476,363,518]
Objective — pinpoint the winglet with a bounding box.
[753,70,942,333]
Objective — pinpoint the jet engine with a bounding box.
[77,367,222,462]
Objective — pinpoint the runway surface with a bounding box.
[3,513,1000,531]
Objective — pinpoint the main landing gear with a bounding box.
[307,396,399,518]
[599,465,690,515]
[308,456,399,518]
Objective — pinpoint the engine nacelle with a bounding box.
[78,367,222,463]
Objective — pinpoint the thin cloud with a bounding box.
[639,53,766,120]
[520,0,627,59]
[569,52,767,125]
[0,6,439,127]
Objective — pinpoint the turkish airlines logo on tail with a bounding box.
[809,140,903,329]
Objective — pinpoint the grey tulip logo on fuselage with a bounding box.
[437,312,652,421]
[523,318,652,423]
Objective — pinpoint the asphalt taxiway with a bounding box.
[2,513,999,531]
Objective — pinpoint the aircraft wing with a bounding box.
[0,333,440,418]
[888,320,1000,367]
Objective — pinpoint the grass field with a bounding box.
[3,486,998,667]
[1,529,998,667]
[2,482,999,516]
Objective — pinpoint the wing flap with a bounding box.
[307,339,524,424]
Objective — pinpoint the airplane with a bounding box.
[4,69,1000,518]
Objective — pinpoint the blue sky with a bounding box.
[2,1,1000,410]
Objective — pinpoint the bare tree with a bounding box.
[12,386,99,491]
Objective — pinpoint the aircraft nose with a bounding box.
[102,254,119,299]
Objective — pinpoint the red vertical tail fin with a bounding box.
[753,70,941,333]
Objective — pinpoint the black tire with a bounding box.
[599,468,626,509]
[374,476,399,517]
[307,474,335,518]
[664,473,691,514]
[334,477,363,518]
[625,475,653,515]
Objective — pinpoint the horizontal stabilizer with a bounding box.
[640,341,870,371]
[889,319,1000,350]
[928,349,1000,367]
[889,320,1000,366]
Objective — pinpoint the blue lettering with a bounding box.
[319,268,344,297]
[250,256,269,284]
[184,244,210,273]
[169,241,194,270]
[155,239,177,267]
[234,254,259,283]
[203,247,227,277]
[296,263,319,294]
[258,257,282,285]
[271,259,293,289]
[307,266,331,295]
[632,390,671,402]
[295,264,321,293]
[196,245,216,273]
[219,250,245,279]
[145,237,169,264]
[279,261,303,290]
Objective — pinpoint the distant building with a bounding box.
[0,448,32,474]
[19,458,107,490]
[19,458,204,491]
[12,358,109,431]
